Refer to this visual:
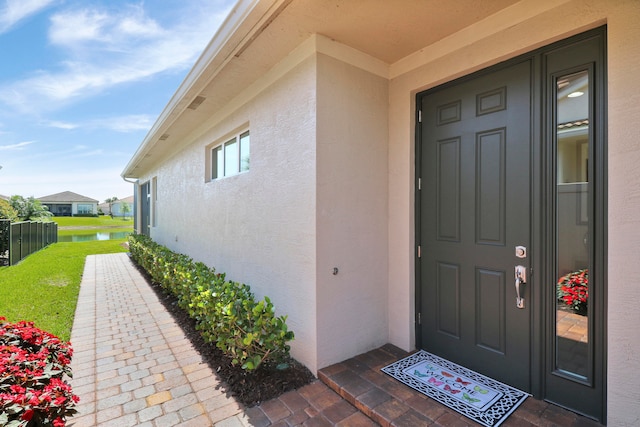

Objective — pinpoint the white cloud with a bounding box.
[0,141,34,150]
[45,120,78,129]
[96,114,154,132]
[0,0,54,33]
[44,114,154,132]
[0,1,232,113]
[49,9,109,45]
[48,5,162,47]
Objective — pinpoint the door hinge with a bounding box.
[418,177,422,190]
[418,110,422,123]
[417,312,422,325]
[417,245,422,258]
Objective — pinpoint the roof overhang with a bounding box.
[121,0,536,179]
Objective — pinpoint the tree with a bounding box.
[120,201,131,219]
[9,196,52,221]
[104,197,118,218]
[0,199,18,221]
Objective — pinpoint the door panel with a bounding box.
[476,268,505,354]
[416,28,606,422]
[419,60,532,391]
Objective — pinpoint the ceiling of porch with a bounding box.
[122,0,522,178]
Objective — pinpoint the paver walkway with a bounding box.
[69,253,247,426]
[68,253,369,427]
[68,253,604,426]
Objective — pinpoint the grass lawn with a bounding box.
[0,239,128,341]
[53,216,134,228]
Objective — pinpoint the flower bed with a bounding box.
[127,234,294,371]
[556,269,588,314]
[0,318,78,427]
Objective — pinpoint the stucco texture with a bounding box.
[146,56,319,371]
[315,54,389,369]
[387,0,640,424]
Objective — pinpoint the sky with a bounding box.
[0,0,235,203]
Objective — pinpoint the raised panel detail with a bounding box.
[476,129,506,245]
[437,100,461,125]
[476,87,507,116]
[437,262,460,338]
[476,268,505,354]
[437,138,460,241]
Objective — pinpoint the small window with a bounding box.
[211,131,250,179]
[77,204,93,215]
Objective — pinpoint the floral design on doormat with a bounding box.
[381,350,528,427]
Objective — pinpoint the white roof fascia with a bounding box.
[121,0,286,179]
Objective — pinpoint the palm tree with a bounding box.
[104,197,119,218]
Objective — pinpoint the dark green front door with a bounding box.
[418,59,532,391]
[416,28,606,422]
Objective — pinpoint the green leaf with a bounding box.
[243,334,253,346]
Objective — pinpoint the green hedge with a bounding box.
[128,234,294,371]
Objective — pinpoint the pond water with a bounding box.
[58,231,131,242]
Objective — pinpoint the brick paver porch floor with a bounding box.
[68,253,604,426]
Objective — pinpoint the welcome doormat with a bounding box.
[381,350,528,427]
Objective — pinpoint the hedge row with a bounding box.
[128,234,294,371]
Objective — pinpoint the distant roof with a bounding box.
[98,195,134,208]
[118,195,135,204]
[38,191,98,203]
[0,194,8,201]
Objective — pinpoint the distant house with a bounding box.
[98,196,134,217]
[38,191,98,216]
[0,195,8,201]
[121,1,640,424]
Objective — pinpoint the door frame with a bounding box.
[414,27,607,421]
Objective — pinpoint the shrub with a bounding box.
[0,200,18,222]
[0,318,79,427]
[128,234,294,371]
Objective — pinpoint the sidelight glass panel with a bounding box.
[554,70,590,380]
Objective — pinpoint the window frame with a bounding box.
[209,129,250,181]
[77,204,93,215]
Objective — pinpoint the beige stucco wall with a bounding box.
[387,0,640,424]
[315,54,389,369]
[130,0,640,420]
[138,45,391,373]
[144,55,319,372]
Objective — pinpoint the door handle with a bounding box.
[515,265,526,309]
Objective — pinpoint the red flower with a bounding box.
[556,269,589,313]
[0,318,78,426]
[22,409,34,421]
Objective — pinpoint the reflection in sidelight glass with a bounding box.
[555,70,590,380]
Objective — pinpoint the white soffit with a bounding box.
[390,0,574,78]
[122,0,526,178]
